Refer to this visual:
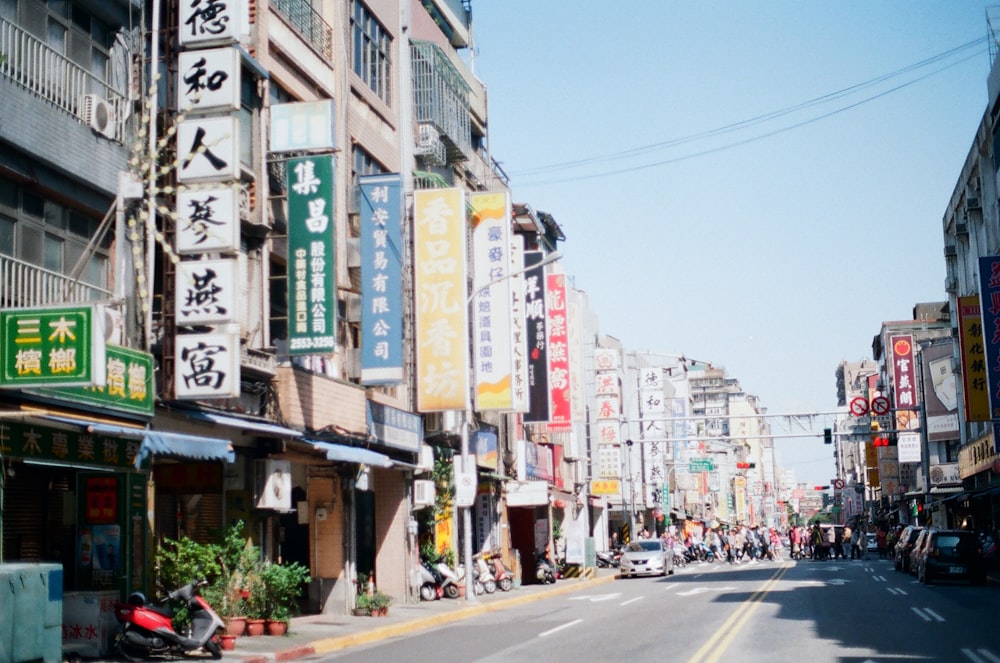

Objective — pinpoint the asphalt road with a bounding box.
[314,556,999,663]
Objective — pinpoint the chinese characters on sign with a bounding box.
[545,273,572,431]
[523,251,550,423]
[890,335,918,432]
[0,306,106,389]
[175,259,238,326]
[174,332,240,399]
[0,420,140,470]
[959,295,990,422]
[359,174,403,383]
[286,155,336,355]
[509,236,529,413]
[176,185,239,254]
[470,192,517,411]
[178,0,241,46]
[35,345,155,418]
[413,188,468,411]
[978,256,1000,442]
[177,47,240,112]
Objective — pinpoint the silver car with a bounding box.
[619,539,675,578]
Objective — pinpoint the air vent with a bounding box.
[81,94,115,138]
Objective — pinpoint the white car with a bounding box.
[866,533,878,553]
[619,539,675,578]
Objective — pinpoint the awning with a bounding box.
[308,440,395,468]
[36,415,234,467]
[929,485,964,494]
[182,410,302,438]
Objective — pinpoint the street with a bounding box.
[315,557,998,663]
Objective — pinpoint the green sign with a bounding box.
[32,345,155,418]
[689,458,714,472]
[0,419,140,470]
[0,305,105,388]
[286,155,336,355]
[660,483,670,510]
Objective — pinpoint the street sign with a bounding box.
[849,396,868,416]
[0,305,106,389]
[871,396,890,416]
[689,458,714,472]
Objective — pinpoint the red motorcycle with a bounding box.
[113,578,224,660]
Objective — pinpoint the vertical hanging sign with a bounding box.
[545,273,571,431]
[470,192,515,411]
[359,174,403,383]
[286,155,336,355]
[958,295,990,421]
[523,251,550,423]
[413,188,468,411]
[509,236,529,413]
[889,334,917,432]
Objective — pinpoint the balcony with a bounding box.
[0,254,113,310]
[411,41,471,164]
[271,0,333,60]
[0,17,127,142]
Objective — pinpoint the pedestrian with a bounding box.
[876,526,887,559]
[834,526,845,559]
[850,525,863,560]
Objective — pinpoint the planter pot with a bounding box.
[371,607,388,617]
[265,619,288,636]
[220,635,237,651]
[351,607,370,617]
[245,619,265,637]
[224,617,247,637]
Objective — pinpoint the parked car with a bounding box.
[619,539,675,578]
[894,526,923,573]
[908,529,932,575]
[866,533,878,554]
[915,529,987,585]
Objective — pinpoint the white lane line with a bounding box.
[872,575,887,582]
[961,648,999,663]
[912,607,931,622]
[539,619,583,637]
[886,587,907,596]
[620,596,644,606]
[924,607,945,622]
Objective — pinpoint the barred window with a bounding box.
[350,0,391,105]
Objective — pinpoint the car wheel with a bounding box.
[668,568,674,575]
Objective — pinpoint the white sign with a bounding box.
[269,100,336,152]
[897,432,922,463]
[175,259,238,325]
[178,0,241,46]
[175,332,240,399]
[176,184,239,254]
[177,116,240,182]
[177,47,241,112]
[453,456,476,507]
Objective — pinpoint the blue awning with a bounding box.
[308,440,395,468]
[182,410,302,438]
[38,415,234,467]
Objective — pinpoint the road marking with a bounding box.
[962,648,1000,663]
[912,607,945,622]
[872,575,886,582]
[620,596,644,606]
[685,564,789,663]
[825,579,850,586]
[539,618,582,637]
[886,587,907,596]
[677,586,736,597]
[568,593,621,602]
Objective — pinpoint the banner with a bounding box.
[545,273,571,431]
[359,174,403,383]
[523,251,550,423]
[889,335,918,432]
[978,255,1000,425]
[921,342,959,442]
[413,188,468,411]
[959,295,990,421]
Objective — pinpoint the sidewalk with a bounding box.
[221,570,619,663]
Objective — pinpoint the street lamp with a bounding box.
[457,250,563,600]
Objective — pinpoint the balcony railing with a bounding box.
[0,254,113,310]
[0,17,127,141]
[271,0,333,60]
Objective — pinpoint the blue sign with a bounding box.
[367,401,421,453]
[978,255,1000,447]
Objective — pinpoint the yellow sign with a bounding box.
[590,479,620,496]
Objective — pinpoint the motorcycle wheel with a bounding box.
[498,577,512,592]
[419,583,438,601]
[205,638,223,660]
[483,579,496,594]
[473,580,485,595]
[444,583,460,599]
[114,640,145,662]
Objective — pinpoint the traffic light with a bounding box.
[823,428,832,444]
[814,485,831,491]
[736,462,757,469]
[870,422,890,447]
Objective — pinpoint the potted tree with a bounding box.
[260,560,311,635]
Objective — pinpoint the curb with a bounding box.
[245,574,619,661]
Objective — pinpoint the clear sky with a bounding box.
[466,1,999,485]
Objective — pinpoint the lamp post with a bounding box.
[458,250,563,601]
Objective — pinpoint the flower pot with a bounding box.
[351,607,369,617]
[220,635,237,651]
[224,617,247,637]
[265,619,288,636]
[245,618,265,636]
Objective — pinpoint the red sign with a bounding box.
[84,476,118,524]
[545,274,572,432]
[849,396,868,416]
[890,335,918,430]
[871,396,890,416]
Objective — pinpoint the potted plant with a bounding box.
[260,560,311,634]
[353,592,372,616]
[367,591,392,616]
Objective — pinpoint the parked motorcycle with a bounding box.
[112,578,224,661]
[535,549,556,584]
[487,552,515,591]
[412,558,443,601]
[474,554,497,594]
[434,560,463,599]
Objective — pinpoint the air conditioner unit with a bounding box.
[413,479,436,508]
[945,275,957,293]
[415,123,446,166]
[966,196,981,211]
[423,411,457,435]
[82,94,115,138]
[254,459,292,511]
[956,221,969,235]
[944,245,957,258]
[416,445,434,474]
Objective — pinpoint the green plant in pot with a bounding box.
[261,560,311,624]
[367,590,392,616]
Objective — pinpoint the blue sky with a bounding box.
[466,2,998,485]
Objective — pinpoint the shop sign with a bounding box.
[178,0,242,46]
[959,430,999,478]
[978,256,1000,427]
[84,476,119,524]
[509,236,529,413]
[890,335,920,431]
[270,100,336,152]
[176,184,239,254]
[32,345,155,418]
[286,155,336,354]
[176,116,240,182]
[0,305,106,389]
[0,420,139,470]
[367,401,421,453]
[174,331,240,399]
[359,174,403,383]
[590,479,619,496]
[175,259,238,326]
[545,273,572,431]
[958,296,991,422]
[177,47,240,112]
[523,251,550,423]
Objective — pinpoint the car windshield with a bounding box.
[627,541,662,552]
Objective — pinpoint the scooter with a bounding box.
[596,548,621,568]
[535,549,556,584]
[411,558,443,601]
[487,553,514,591]
[435,560,463,599]
[474,554,497,594]
[112,578,224,661]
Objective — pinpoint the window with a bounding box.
[350,0,391,105]
[0,175,110,290]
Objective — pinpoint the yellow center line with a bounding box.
[686,563,790,663]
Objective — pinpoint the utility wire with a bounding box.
[508,36,989,184]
